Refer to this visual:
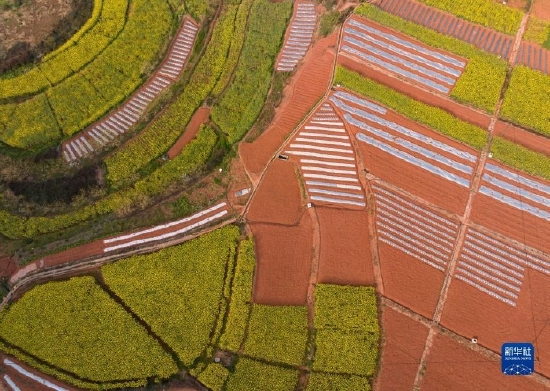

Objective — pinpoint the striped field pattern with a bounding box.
[480,160,550,222]
[103,202,229,252]
[456,227,550,306]
[372,183,460,271]
[276,1,317,72]
[340,15,467,94]
[284,102,366,208]
[329,89,477,189]
[63,18,198,163]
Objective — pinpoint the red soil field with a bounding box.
[355,140,470,216]
[421,332,548,391]
[315,207,374,285]
[338,52,493,131]
[240,32,338,183]
[1,355,77,391]
[250,213,313,306]
[246,160,304,225]
[440,268,550,378]
[470,193,550,255]
[167,106,210,159]
[378,243,445,319]
[375,306,429,391]
[494,121,550,156]
[533,0,550,21]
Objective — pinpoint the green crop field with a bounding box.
[355,4,507,113]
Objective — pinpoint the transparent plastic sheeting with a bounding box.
[485,163,550,195]
[344,27,462,77]
[483,174,550,207]
[330,96,476,162]
[332,90,387,114]
[347,19,466,68]
[346,114,473,175]
[341,44,450,93]
[356,133,470,187]
[479,186,550,221]
[344,32,457,85]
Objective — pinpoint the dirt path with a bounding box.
[411,10,534,390]
[167,107,210,158]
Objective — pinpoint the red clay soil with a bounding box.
[250,213,313,306]
[167,107,211,159]
[421,332,548,391]
[356,141,470,216]
[338,55,493,131]
[239,32,338,184]
[246,160,305,225]
[470,193,550,255]
[375,306,429,391]
[439,268,550,378]
[226,157,253,213]
[533,0,550,21]
[1,354,77,391]
[494,121,550,156]
[315,207,374,285]
[378,243,445,319]
[0,255,17,279]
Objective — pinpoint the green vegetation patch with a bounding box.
[219,237,256,351]
[102,226,240,366]
[226,358,298,391]
[244,305,308,366]
[306,372,371,391]
[334,67,488,149]
[354,4,507,113]
[524,16,550,48]
[501,66,550,137]
[491,137,550,181]
[0,276,177,385]
[417,0,523,35]
[313,285,379,376]
[196,363,230,391]
[211,0,292,143]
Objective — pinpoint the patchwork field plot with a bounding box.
[372,183,459,273]
[102,201,229,253]
[376,306,428,391]
[516,42,550,74]
[340,15,467,95]
[471,159,550,254]
[284,101,366,208]
[455,226,550,307]
[372,183,456,317]
[376,0,516,61]
[316,207,374,285]
[331,88,477,214]
[62,18,198,163]
[276,1,317,72]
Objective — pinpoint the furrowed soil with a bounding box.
[316,206,374,285]
[375,305,429,391]
[421,332,548,390]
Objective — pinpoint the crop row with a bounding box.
[501,66,550,137]
[334,66,488,149]
[417,0,523,35]
[101,226,240,365]
[491,137,550,181]
[355,4,507,113]
[211,0,292,143]
[104,2,242,184]
[0,276,177,388]
[0,0,173,150]
[313,284,379,376]
[219,237,256,352]
[0,0,128,100]
[0,125,217,239]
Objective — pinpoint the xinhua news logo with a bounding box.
[501,342,535,376]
